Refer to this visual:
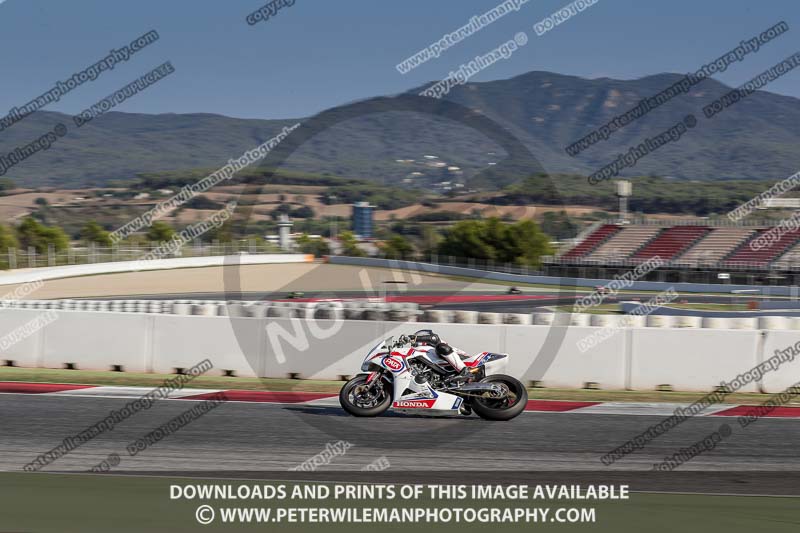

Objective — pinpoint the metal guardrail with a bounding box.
[423,254,544,276]
[329,255,800,295]
[543,255,800,272]
[1,242,283,269]
[624,217,786,228]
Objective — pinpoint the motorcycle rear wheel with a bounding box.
[339,374,392,417]
[470,374,528,421]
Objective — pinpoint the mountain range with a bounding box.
[2,70,799,188]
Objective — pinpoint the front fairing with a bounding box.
[361,339,390,371]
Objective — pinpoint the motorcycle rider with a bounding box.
[410,329,474,382]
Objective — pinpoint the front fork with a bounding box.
[365,371,391,399]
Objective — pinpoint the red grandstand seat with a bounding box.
[725,227,800,267]
[630,226,710,261]
[562,224,621,259]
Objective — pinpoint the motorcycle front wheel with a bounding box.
[470,374,528,421]
[339,374,392,417]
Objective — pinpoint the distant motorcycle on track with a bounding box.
[339,332,527,421]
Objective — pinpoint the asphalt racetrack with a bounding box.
[3,394,800,494]
[10,261,785,313]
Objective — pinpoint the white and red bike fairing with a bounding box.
[339,334,528,421]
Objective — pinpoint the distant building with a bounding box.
[277,214,293,251]
[352,201,374,238]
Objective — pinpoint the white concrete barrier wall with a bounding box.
[0,308,790,392]
[760,330,800,393]
[0,309,46,367]
[150,315,266,378]
[629,328,761,392]
[42,311,152,373]
[263,319,390,380]
[504,325,627,389]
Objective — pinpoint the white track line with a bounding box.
[569,402,734,417]
[49,386,224,399]
[6,385,800,419]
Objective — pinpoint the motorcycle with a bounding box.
[339,331,528,421]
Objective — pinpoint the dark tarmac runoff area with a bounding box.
[3,394,800,495]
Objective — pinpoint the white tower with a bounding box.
[616,180,632,222]
[278,214,293,251]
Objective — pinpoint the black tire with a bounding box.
[470,374,528,421]
[339,374,392,417]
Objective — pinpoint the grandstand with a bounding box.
[725,227,800,266]
[561,224,620,259]
[544,220,800,285]
[630,225,711,262]
[777,240,800,265]
[585,226,661,261]
[677,227,755,264]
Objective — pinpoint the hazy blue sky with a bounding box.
[0,0,797,119]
